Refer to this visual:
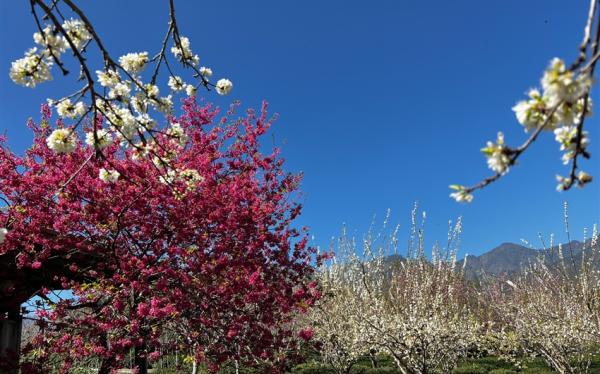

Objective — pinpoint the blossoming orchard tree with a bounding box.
[1,1,319,373]
[2,101,320,373]
[310,211,482,374]
[485,212,600,374]
[451,0,600,202]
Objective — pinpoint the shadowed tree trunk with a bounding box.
[97,333,117,374]
[0,308,22,374]
[134,341,149,374]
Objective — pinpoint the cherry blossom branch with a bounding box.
[451,0,599,202]
[459,104,561,196]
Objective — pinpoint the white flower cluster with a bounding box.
[56,99,87,119]
[168,76,185,92]
[9,48,53,88]
[449,185,473,203]
[171,36,199,65]
[215,78,233,96]
[199,66,212,78]
[0,228,7,244]
[85,129,114,150]
[10,18,91,88]
[46,128,78,154]
[554,126,590,165]
[167,122,188,147]
[33,26,68,55]
[179,169,204,191]
[12,22,233,162]
[512,58,592,133]
[159,168,203,189]
[93,62,174,143]
[99,168,120,183]
[481,132,510,174]
[119,52,149,74]
[62,19,92,50]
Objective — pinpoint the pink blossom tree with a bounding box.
[0,100,319,373]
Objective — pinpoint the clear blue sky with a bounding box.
[1,0,598,257]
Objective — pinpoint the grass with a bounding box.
[68,355,600,373]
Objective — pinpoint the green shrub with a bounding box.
[452,365,489,374]
[489,369,517,374]
[291,362,336,374]
[363,367,400,374]
[520,368,554,374]
[152,369,187,374]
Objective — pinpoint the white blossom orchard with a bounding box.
[452,0,600,202]
[310,210,483,374]
[9,0,233,173]
[485,222,600,373]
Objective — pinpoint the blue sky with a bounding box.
[1,0,598,257]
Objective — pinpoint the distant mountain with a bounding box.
[459,240,597,280]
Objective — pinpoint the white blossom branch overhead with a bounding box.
[10,0,233,163]
[451,0,600,203]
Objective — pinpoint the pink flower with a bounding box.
[298,327,314,341]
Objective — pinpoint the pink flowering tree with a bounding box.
[0,99,319,373]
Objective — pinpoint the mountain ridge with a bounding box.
[458,240,596,279]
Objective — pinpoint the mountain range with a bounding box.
[458,240,598,279]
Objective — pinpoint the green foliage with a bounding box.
[453,356,515,373]
[291,362,337,374]
[151,369,188,374]
[362,367,400,374]
[452,365,489,374]
[489,370,518,374]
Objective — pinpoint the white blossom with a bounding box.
[554,126,589,164]
[168,76,185,92]
[62,18,91,50]
[481,132,510,174]
[135,113,156,131]
[199,66,213,78]
[46,128,78,154]
[185,84,197,97]
[167,122,188,147]
[130,142,151,161]
[56,99,87,119]
[180,169,204,190]
[144,84,160,99]
[541,58,591,106]
[153,95,173,115]
[159,168,178,185]
[118,52,149,74]
[512,89,552,131]
[85,129,113,149]
[577,170,593,185]
[449,185,473,203]
[106,106,137,140]
[555,97,592,127]
[10,48,53,88]
[99,168,120,183]
[130,93,148,115]
[33,26,68,56]
[96,69,121,87]
[171,36,199,65]
[215,78,233,95]
[0,228,7,244]
[108,82,131,100]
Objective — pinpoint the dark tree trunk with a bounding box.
[0,308,22,374]
[369,349,378,368]
[97,333,117,374]
[134,343,148,374]
[98,356,117,374]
